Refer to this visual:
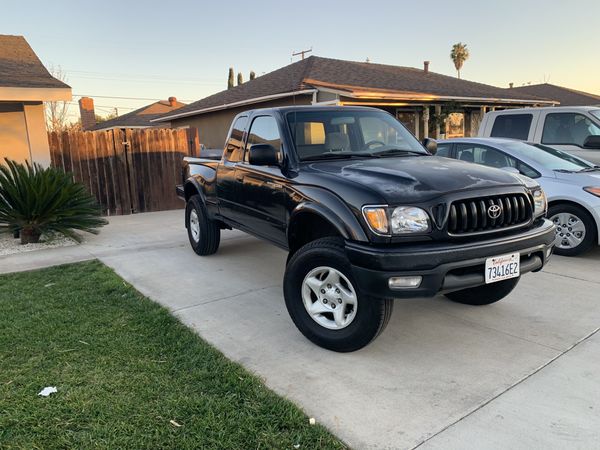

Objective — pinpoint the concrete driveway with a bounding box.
[2,209,599,449]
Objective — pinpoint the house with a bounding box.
[152,56,554,148]
[79,96,186,131]
[509,83,600,107]
[0,35,71,166]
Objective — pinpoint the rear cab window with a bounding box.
[223,116,248,162]
[490,114,533,140]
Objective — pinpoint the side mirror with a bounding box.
[422,138,437,155]
[583,135,600,149]
[248,143,280,166]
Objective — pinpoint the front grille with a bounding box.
[447,193,533,235]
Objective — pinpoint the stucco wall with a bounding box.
[0,102,30,162]
[0,101,51,167]
[169,95,312,149]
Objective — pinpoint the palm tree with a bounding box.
[450,43,470,79]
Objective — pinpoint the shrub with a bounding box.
[0,158,107,244]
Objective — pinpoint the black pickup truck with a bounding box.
[177,106,555,352]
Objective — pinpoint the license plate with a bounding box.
[485,253,520,284]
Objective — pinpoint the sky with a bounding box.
[1,0,598,122]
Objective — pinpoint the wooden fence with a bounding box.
[48,128,199,215]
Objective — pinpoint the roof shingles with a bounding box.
[0,35,70,89]
[156,56,550,122]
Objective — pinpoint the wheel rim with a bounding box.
[189,209,200,243]
[550,212,586,250]
[301,266,358,330]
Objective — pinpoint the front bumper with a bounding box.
[347,218,555,298]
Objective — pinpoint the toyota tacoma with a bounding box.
[177,106,555,352]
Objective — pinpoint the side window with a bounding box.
[245,116,282,163]
[436,144,451,157]
[223,116,248,162]
[456,144,517,169]
[517,161,539,178]
[490,114,533,140]
[541,113,600,146]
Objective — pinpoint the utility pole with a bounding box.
[292,47,312,60]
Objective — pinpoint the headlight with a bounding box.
[362,206,430,235]
[583,187,600,198]
[391,207,430,233]
[532,189,547,217]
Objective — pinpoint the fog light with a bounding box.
[388,276,422,289]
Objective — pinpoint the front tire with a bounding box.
[444,277,520,305]
[185,195,220,256]
[283,237,393,352]
[548,204,596,257]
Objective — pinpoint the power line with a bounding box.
[73,94,195,102]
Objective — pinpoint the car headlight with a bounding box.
[362,206,430,235]
[583,186,600,198]
[532,188,547,217]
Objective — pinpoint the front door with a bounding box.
[234,115,287,246]
[536,111,600,164]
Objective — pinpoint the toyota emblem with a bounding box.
[487,204,501,219]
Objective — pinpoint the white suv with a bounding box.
[478,106,600,164]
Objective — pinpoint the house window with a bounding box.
[490,114,532,140]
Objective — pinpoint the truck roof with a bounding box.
[239,105,384,115]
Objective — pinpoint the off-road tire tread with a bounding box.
[285,237,393,352]
[186,195,220,256]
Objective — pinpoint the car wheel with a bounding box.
[185,194,220,256]
[548,204,596,257]
[444,277,519,305]
[283,237,393,352]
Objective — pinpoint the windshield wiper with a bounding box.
[301,153,367,161]
[554,169,578,173]
[369,148,427,157]
[578,166,600,173]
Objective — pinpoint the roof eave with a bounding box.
[0,86,72,102]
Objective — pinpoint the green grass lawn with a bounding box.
[0,261,346,449]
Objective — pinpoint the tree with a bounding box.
[249,70,256,81]
[450,43,470,79]
[45,65,70,132]
[227,67,234,89]
[237,72,243,86]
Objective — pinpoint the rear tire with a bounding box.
[186,195,220,256]
[548,204,596,257]
[444,277,520,306]
[283,237,393,352]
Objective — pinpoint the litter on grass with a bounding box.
[38,386,57,397]
[309,417,316,425]
[170,420,182,427]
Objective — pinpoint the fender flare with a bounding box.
[288,201,369,243]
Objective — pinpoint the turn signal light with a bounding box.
[363,207,389,234]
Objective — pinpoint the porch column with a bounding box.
[434,105,441,139]
[422,106,429,139]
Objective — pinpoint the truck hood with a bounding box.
[304,156,527,204]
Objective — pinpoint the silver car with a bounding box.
[437,137,600,256]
